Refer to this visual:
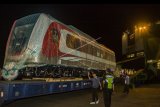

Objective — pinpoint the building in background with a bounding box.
[118,21,160,82]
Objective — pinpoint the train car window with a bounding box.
[107,53,109,60]
[84,41,88,53]
[102,51,105,58]
[66,34,76,49]
[112,55,115,62]
[87,44,91,54]
[99,50,101,58]
[99,50,102,58]
[78,39,82,51]
[81,41,87,53]
[98,49,101,58]
[104,52,106,59]
[100,51,103,58]
[113,56,116,61]
[66,34,73,49]
[92,46,96,56]
[84,42,88,53]
[51,28,59,44]
[91,45,94,56]
[74,37,81,49]
[97,49,100,57]
[90,45,93,55]
[110,55,112,61]
[76,39,81,51]
[104,52,108,60]
[89,45,92,55]
[108,54,111,60]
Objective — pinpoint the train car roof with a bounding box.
[67,25,96,41]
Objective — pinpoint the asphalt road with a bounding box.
[3,84,160,107]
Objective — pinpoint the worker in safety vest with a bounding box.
[102,68,114,107]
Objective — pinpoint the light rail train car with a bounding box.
[1,13,116,80]
[0,13,116,106]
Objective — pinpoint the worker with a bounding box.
[102,68,114,107]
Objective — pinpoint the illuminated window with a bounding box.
[130,54,135,58]
[136,52,144,56]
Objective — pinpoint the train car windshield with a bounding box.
[10,24,34,54]
[7,14,40,55]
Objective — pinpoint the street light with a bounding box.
[143,26,146,29]
[139,27,142,30]
[138,26,147,31]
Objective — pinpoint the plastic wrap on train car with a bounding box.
[1,13,116,80]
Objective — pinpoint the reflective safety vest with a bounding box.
[105,75,114,89]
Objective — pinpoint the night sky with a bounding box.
[1,4,160,68]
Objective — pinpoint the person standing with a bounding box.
[123,73,130,94]
[88,71,102,104]
[0,68,2,80]
[102,68,114,107]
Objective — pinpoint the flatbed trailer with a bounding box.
[0,78,92,106]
